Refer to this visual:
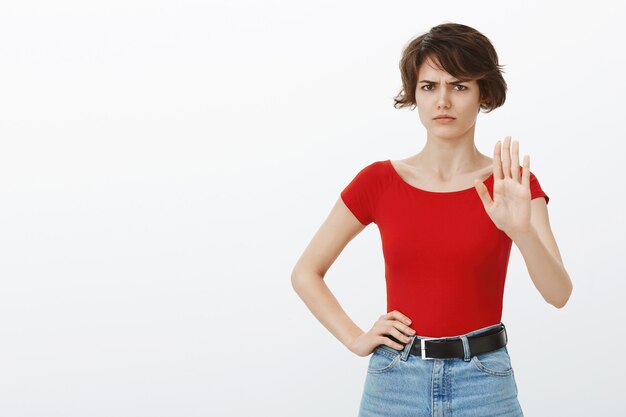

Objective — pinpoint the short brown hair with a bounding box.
[393,22,507,113]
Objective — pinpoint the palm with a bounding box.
[474,136,533,240]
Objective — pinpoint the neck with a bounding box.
[416,127,487,178]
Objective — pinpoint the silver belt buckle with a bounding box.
[420,336,450,360]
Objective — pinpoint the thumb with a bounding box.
[474,179,493,208]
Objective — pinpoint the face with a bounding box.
[415,55,485,139]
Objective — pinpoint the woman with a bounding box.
[291,22,572,416]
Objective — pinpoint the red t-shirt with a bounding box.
[340,159,549,337]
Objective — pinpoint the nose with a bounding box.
[436,88,451,109]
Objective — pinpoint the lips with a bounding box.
[434,116,455,119]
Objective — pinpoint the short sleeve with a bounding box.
[529,170,549,205]
[340,161,384,225]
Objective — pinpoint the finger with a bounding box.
[474,178,493,207]
[521,154,530,190]
[382,324,413,349]
[511,140,520,183]
[502,136,512,179]
[379,335,405,351]
[388,325,412,343]
[388,319,416,336]
[388,310,412,326]
[493,140,503,180]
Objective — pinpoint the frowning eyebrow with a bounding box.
[418,79,468,84]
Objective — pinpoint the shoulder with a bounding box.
[344,159,392,183]
[355,159,390,174]
[341,159,395,195]
[339,159,392,225]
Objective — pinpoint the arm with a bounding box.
[291,197,367,349]
[473,136,573,309]
[510,197,573,308]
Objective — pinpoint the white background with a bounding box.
[0,1,624,416]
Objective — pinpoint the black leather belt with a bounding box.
[388,323,508,360]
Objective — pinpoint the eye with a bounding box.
[420,84,467,91]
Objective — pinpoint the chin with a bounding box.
[429,126,461,137]
[429,122,472,137]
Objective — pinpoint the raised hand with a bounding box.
[473,136,533,240]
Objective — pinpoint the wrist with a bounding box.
[510,226,538,247]
[345,329,365,351]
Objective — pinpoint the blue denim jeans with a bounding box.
[358,322,523,417]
